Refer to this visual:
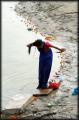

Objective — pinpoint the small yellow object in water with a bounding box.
[45,36,55,41]
[60,61,63,64]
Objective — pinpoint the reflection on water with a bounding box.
[2,2,61,109]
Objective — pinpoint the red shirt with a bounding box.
[44,41,53,52]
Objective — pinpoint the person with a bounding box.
[27,39,66,89]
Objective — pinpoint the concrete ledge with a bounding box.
[2,89,53,115]
[2,94,34,114]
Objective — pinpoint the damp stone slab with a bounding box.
[2,94,34,114]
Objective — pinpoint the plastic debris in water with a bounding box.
[72,87,79,96]
[27,28,33,31]
[45,36,55,41]
[47,103,53,108]
[58,75,64,82]
[47,103,52,106]
[60,61,63,64]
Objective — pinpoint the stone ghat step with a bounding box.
[2,89,53,115]
[2,94,34,114]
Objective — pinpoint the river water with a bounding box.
[2,2,61,109]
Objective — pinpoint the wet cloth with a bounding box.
[37,42,53,88]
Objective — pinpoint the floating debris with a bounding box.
[45,36,55,41]
[58,75,64,82]
[72,87,79,96]
[47,103,54,108]
[27,28,33,31]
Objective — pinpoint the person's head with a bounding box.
[27,39,44,54]
[32,39,44,48]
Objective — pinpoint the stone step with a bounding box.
[2,89,53,115]
[2,94,34,115]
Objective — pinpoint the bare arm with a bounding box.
[51,44,61,50]
[52,44,66,52]
[45,42,66,52]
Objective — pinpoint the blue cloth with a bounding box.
[72,87,79,95]
[38,48,53,88]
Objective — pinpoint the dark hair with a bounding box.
[28,39,44,54]
[32,39,43,47]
